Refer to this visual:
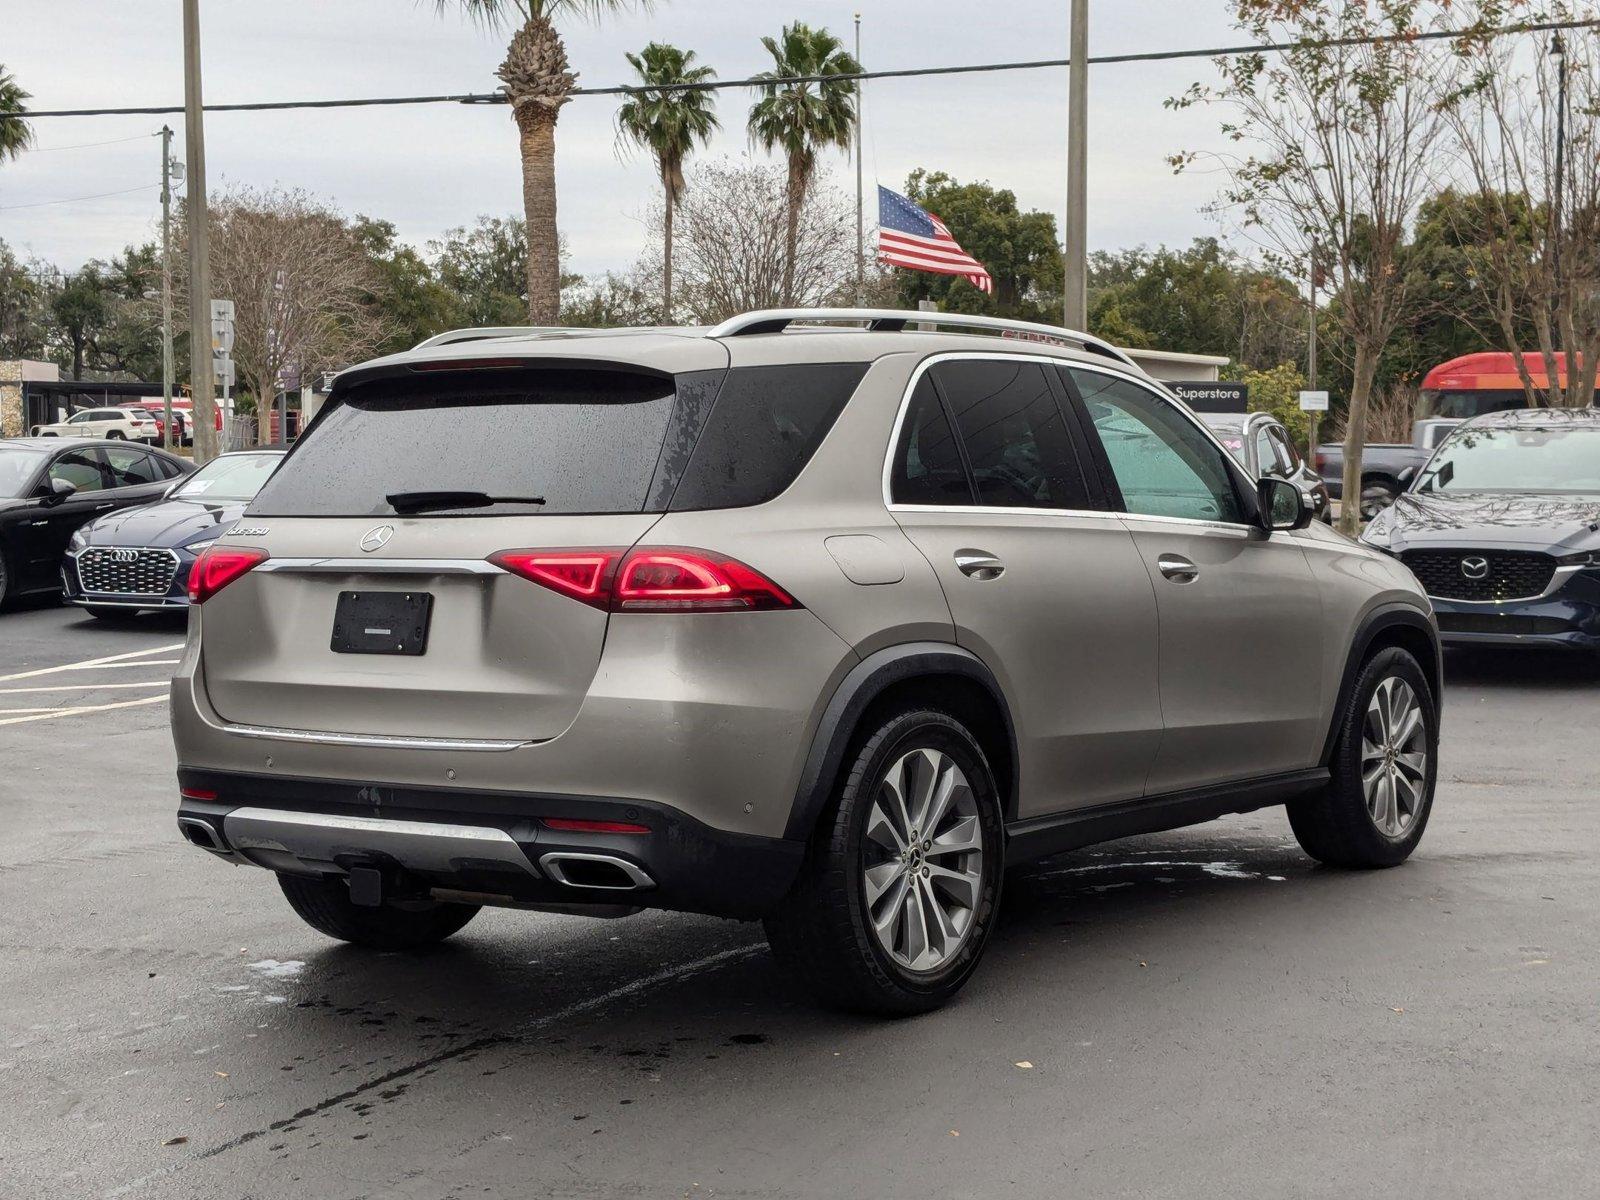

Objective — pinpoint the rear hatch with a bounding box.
[197,343,728,742]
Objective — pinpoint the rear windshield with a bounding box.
[249,367,678,517]
[248,360,867,518]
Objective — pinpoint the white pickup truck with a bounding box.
[30,407,162,444]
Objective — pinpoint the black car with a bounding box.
[63,449,285,618]
[0,438,194,608]
[1198,411,1333,523]
[1361,408,1600,652]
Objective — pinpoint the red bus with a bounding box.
[1420,351,1596,418]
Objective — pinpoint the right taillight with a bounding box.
[490,546,799,613]
[187,546,268,603]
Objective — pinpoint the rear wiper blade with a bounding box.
[384,490,546,515]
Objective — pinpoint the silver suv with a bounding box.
[171,309,1441,1014]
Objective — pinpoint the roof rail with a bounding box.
[411,326,562,350]
[707,308,1139,370]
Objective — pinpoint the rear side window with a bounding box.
[103,446,160,486]
[250,367,678,517]
[668,363,868,511]
[891,377,972,505]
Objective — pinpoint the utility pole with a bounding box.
[1063,0,1089,329]
[854,12,864,306]
[1549,30,1568,389]
[159,125,175,452]
[1307,238,1319,464]
[183,0,219,464]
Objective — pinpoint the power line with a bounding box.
[0,183,160,211]
[21,132,156,152]
[5,18,1593,121]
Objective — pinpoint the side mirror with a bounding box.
[1396,466,1417,488]
[1258,477,1314,532]
[42,478,77,506]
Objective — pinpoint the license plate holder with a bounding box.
[331,590,433,656]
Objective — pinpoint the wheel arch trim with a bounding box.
[1320,602,1441,766]
[785,642,1019,841]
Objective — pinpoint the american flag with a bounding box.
[877,185,994,295]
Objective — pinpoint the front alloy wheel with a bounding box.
[1362,677,1428,839]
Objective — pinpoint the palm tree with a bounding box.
[616,43,718,322]
[0,66,34,164]
[437,1,650,323]
[748,23,859,306]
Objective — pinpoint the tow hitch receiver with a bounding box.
[348,866,384,907]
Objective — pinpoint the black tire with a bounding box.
[1288,647,1438,868]
[0,550,10,609]
[106,430,125,440]
[764,708,1004,1016]
[277,873,480,949]
[1358,478,1400,520]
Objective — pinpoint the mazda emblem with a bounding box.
[1459,556,1490,580]
[359,525,394,553]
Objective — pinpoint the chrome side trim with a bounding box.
[538,851,656,891]
[254,557,503,575]
[1423,563,1584,606]
[221,723,529,752]
[222,807,538,877]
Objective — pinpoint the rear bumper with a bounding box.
[1432,572,1600,650]
[177,769,805,919]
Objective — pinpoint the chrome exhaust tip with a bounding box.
[178,817,229,853]
[538,852,655,891]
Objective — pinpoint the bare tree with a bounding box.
[1172,1,1447,535]
[640,157,856,323]
[177,187,388,444]
[1438,1,1600,408]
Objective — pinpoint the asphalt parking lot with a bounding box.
[2,598,1597,1199]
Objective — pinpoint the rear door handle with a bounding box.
[1157,554,1199,583]
[955,550,1005,581]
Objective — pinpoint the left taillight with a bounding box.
[187,546,268,604]
[490,546,799,613]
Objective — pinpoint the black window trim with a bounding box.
[1054,360,1263,531]
[882,351,1115,517]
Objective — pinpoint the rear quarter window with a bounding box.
[668,363,869,511]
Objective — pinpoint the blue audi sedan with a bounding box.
[63,449,285,618]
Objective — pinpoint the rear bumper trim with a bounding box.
[223,806,539,877]
[221,723,529,752]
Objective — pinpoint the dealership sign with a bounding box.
[1168,381,1249,413]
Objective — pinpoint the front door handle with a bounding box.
[955,549,1005,581]
[1157,554,1199,584]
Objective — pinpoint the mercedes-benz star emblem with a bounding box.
[1460,556,1490,580]
[359,525,395,553]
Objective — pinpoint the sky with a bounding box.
[1,0,1251,277]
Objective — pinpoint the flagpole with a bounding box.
[855,11,865,305]
[1063,0,1089,328]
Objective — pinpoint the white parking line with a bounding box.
[0,695,168,727]
[0,643,184,684]
[0,682,171,695]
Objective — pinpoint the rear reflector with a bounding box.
[491,546,798,613]
[541,817,651,835]
[180,787,219,802]
[187,546,268,604]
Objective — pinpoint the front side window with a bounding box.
[67,411,95,425]
[1267,426,1300,473]
[1069,369,1245,524]
[48,449,107,493]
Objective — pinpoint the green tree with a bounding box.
[748,22,859,305]
[0,66,32,163]
[894,170,1063,320]
[1238,361,1310,446]
[352,217,462,354]
[434,0,653,324]
[431,215,531,326]
[616,43,718,322]
[0,239,45,357]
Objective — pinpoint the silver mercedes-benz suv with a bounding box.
[171,308,1441,1014]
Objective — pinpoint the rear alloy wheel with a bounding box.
[1358,480,1399,520]
[277,873,480,950]
[1288,647,1437,868]
[765,708,1002,1015]
[106,430,125,440]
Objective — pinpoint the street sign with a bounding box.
[210,299,236,399]
[1170,381,1249,413]
[1299,390,1330,412]
[213,357,236,387]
